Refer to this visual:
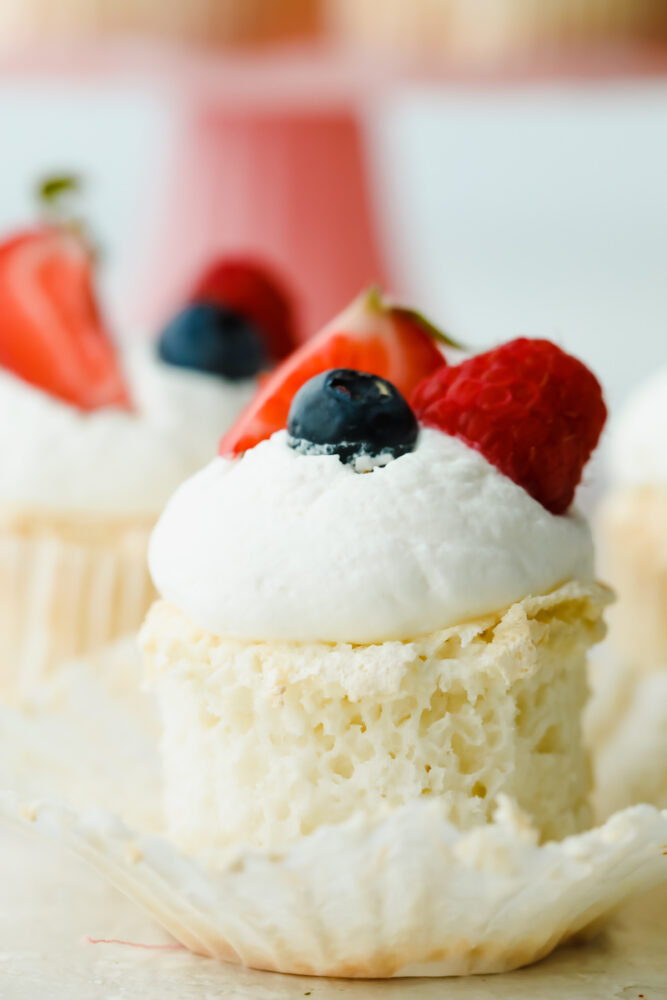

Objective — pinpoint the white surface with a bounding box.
[372,81,667,413]
[1,823,667,999]
[149,429,593,642]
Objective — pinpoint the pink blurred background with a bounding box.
[1,2,667,407]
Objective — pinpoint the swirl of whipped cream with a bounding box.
[124,342,256,469]
[149,428,594,643]
[0,344,255,516]
[608,368,667,488]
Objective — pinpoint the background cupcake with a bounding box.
[0,187,298,699]
[590,368,667,815]
[326,0,667,62]
[1,0,321,48]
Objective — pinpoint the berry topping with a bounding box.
[0,227,129,410]
[288,368,418,465]
[220,287,446,456]
[158,302,267,381]
[190,257,298,363]
[411,338,606,515]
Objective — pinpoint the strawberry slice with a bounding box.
[0,227,129,410]
[190,257,298,363]
[219,287,448,455]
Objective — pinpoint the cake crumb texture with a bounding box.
[142,581,609,855]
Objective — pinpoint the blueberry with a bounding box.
[287,369,418,464]
[158,303,266,381]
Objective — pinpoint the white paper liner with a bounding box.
[0,638,161,832]
[1,790,667,978]
[0,521,154,700]
[2,645,667,978]
[592,670,667,818]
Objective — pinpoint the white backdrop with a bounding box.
[371,80,667,412]
[1,75,666,412]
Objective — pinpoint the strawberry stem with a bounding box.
[38,172,81,204]
[393,306,465,351]
[36,173,98,258]
[360,284,465,351]
[363,285,385,314]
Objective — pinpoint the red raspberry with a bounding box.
[411,338,606,515]
[190,257,298,363]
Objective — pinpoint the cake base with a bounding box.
[142,581,610,853]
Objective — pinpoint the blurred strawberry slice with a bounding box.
[0,227,129,410]
[220,287,448,455]
[190,257,298,363]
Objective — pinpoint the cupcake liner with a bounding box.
[0,514,155,700]
[598,488,667,675]
[592,670,667,818]
[588,490,667,815]
[1,644,667,978]
[1,789,666,977]
[0,637,160,831]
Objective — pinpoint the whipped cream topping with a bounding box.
[124,342,256,470]
[149,429,594,643]
[0,346,255,517]
[608,368,667,488]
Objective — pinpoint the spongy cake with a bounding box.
[142,581,609,856]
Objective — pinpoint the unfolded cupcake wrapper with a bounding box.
[2,789,667,978]
[1,644,667,979]
[0,519,155,701]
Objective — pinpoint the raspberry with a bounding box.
[190,257,298,363]
[411,338,606,515]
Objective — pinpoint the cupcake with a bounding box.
[3,0,321,48]
[126,256,299,471]
[326,0,667,62]
[592,369,667,814]
[0,210,297,698]
[135,309,644,975]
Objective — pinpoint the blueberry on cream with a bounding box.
[158,303,267,382]
[287,368,418,465]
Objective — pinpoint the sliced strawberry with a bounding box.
[219,287,447,455]
[190,257,298,363]
[0,227,129,411]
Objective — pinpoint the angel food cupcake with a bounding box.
[592,369,667,813]
[0,219,296,697]
[142,308,610,873]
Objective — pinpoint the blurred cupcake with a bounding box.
[592,369,667,814]
[127,257,299,469]
[0,190,298,698]
[326,0,667,62]
[2,0,321,48]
